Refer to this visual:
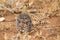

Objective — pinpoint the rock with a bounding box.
[0,17,5,22]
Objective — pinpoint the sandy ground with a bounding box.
[0,0,60,40]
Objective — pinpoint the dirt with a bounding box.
[0,0,60,40]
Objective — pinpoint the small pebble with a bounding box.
[0,17,5,22]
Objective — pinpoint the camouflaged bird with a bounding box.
[16,13,33,34]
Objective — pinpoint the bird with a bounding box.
[16,13,33,34]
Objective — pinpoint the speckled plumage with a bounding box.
[16,13,33,34]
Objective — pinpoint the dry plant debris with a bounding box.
[0,0,60,40]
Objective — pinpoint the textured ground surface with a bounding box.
[0,0,60,40]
